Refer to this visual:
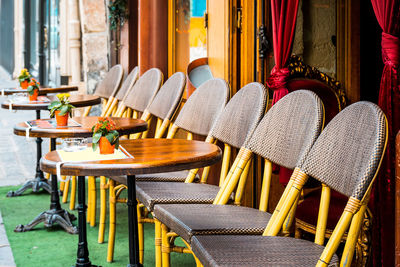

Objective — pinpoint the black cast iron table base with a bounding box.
[7,110,51,197]
[14,138,77,234]
[14,208,77,234]
[73,175,142,267]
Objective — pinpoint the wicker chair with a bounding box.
[102,66,139,117]
[154,90,324,267]
[82,64,124,116]
[105,71,186,254]
[190,101,387,267]
[126,82,265,265]
[106,76,228,262]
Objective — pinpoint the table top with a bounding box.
[1,94,100,110]
[1,85,78,96]
[13,117,148,138]
[40,139,222,176]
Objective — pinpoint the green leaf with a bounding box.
[48,101,61,109]
[58,105,69,116]
[105,132,116,144]
[92,132,102,144]
[114,138,119,149]
[92,142,98,151]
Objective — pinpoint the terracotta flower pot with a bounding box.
[99,136,115,154]
[20,80,29,89]
[28,89,39,101]
[55,110,69,126]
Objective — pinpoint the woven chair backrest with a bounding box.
[124,68,163,113]
[245,90,324,169]
[301,101,387,200]
[174,78,229,136]
[93,64,124,99]
[115,67,139,101]
[210,82,267,149]
[147,72,186,120]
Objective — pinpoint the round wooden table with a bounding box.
[0,85,78,96]
[1,95,101,198]
[12,117,147,235]
[41,139,222,267]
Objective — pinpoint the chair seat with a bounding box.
[191,235,339,267]
[111,170,199,184]
[136,182,223,211]
[296,189,347,230]
[154,204,271,243]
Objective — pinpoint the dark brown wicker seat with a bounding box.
[152,90,323,253]
[190,101,387,267]
[191,235,339,267]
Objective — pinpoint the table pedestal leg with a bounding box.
[14,138,77,234]
[75,176,97,267]
[127,175,142,267]
[7,110,50,197]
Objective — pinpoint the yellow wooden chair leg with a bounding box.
[340,204,367,267]
[89,176,97,227]
[281,194,300,236]
[87,177,92,223]
[155,219,162,267]
[82,106,92,117]
[98,176,107,243]
[137,204,144,264]
[62,178,70,203]
[59,181,65,192]
[161,223,171,267]
[107,179,116,262]
[69,176,76,210]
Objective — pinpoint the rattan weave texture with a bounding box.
[147,72,186,120]
[301,101,386,199]
[191,235,338,267]
[93,64,124,99]
[135,182,224,211]
[245,90,324,169]
[174,78,229,136]
[210,82,267,149]
[114,66,139,101]
[124,68,163,112]
[154,204,271,243]
[111,170,199,184]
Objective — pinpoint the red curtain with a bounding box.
[266,0,299,104]
[370,0,400,266]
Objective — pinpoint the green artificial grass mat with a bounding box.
[0,182,195,267]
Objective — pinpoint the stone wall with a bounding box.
[293,0,336,77]
[79,0,109,95]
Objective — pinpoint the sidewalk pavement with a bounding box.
[0,67,40,267]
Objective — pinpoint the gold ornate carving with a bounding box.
[287,55,347,109]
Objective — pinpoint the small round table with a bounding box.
[0,85,78,96]
[40,139,222,267]
[12,117,148,234]
[1,94,101,197]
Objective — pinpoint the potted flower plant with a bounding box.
[18,68,31,89]
[27,78,40,101]
[48,93,75,126]
[92,118,119,154]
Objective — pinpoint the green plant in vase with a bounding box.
[27,78,40,101]
[18,68,32,89]
[92,117,119,154]
[48,93,75,126]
